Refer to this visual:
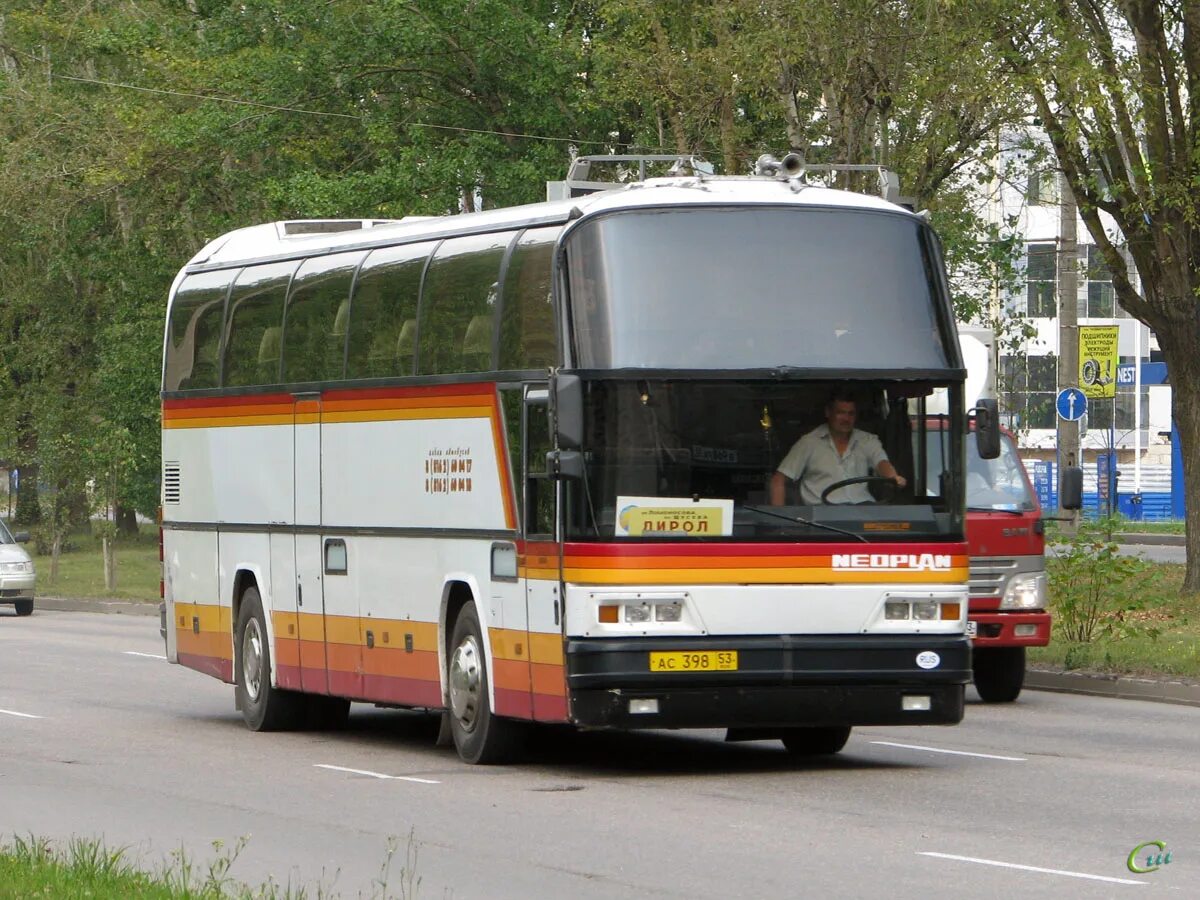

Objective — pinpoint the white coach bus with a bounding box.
[161,156,981,763]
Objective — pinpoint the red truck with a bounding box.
[961,428,1050,701]
[927,326,1077,703]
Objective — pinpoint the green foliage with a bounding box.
[0,0,1049,538]
[1048,516,1167,645]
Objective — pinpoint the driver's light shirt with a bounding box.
[777,425,889,504]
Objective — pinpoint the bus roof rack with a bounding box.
[547,155,715,200]
[547,153,910,207]
[279,219,398,237]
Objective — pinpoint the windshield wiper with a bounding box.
[742,505,868,543]
[966,505,1028,516]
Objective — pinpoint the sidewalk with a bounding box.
[1026,668,1200,708]
[1114,531,1186,546]
[28,595,1200,709]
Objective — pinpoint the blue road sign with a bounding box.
[1056,387,1087,421]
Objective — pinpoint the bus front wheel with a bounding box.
[780,726,852,755]
[447,602,523,764]
[235,586,305,731]
[973,646,1025,703]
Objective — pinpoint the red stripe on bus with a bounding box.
[533,694,568,722]
[494,687,534,719]
[178,652,233,684]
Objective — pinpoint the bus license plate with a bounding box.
[649,651,738,672]
[965,621,978,638]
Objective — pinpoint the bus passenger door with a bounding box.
[523,389,565,721]
[294,392,328,694]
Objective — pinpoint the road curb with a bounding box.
[35,596,160,617]
[1114,532,1186,546]
[1026,668,1200,708]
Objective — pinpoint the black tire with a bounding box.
[973,646,1026,703]
[446,602,524,764]
[235,586,305,731]
[780,726,852,756]
[305,695,352,730]
[13,599,33,616]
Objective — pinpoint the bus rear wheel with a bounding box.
[973,646,1025,703]
[780,726,852,756]
[447,602,523,764]
[235,586,305,731]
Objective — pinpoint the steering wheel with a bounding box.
[819,475,897,505]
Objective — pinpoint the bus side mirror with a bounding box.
[554,373,583,450]
[974,398,1001,460]
[1060,465,1084,510]
[547,449,584,480]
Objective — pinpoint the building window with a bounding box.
[1025,243,1057,317]
[1027,171,1058,206]
[1000,353,1057,429]
[1083,245,1117,318]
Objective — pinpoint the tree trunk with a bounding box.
[1156,323,1200,592]
[14,464,39,526]
[103,535,116,591]
[115,504,138,536]
[49,531,62,583]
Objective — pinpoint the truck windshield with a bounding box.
[562,379,964,542]
[565,207,950,371]
[925,432,1035,512]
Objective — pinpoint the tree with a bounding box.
[1000,0,1200,591]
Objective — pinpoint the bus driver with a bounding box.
[769,390,907,505]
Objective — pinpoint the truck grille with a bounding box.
[968,557,1018,598]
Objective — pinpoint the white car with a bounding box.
[0,519,35,616]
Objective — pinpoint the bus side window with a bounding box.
[499,388,524,529]
[525,398,555,536]
[419,234,509,375]
[282,252,363,384]
[499,229,559,370]
[165,270,231,391]
[224,262,296,387]
[346,243,432,379]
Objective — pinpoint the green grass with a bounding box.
[32,538,161,602]
[0,836,208,899]
[1031,561,1200,679]
[0,834,419,899]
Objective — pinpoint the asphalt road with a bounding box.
[1,610,1196,898]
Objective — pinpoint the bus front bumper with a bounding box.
[565,634,970,729]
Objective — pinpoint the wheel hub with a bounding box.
[449,635,482,731]
[241,618,264,702]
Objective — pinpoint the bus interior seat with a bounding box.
[257,326,281,382]
[332,300,349,338]
[396,319,418,373]
[461,314,493,371]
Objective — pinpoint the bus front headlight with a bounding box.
[1000,572,1046,610]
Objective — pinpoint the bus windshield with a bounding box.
[566,207,950,370]
[562,379,964,542]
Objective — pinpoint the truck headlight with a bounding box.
[1000,572,1046,610]
[0,561,33,574]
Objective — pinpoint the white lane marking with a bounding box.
[919,852,1146,885]
[0,708,43,719]
[124,651,167,660]
[871,740,1026,761]
[314,764,440,785]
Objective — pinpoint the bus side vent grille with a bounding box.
[163,462,182,505]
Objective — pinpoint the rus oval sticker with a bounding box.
[916,651,941,670]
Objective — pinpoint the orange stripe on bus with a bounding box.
[561,566,969,585]
[531,663,566,697]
